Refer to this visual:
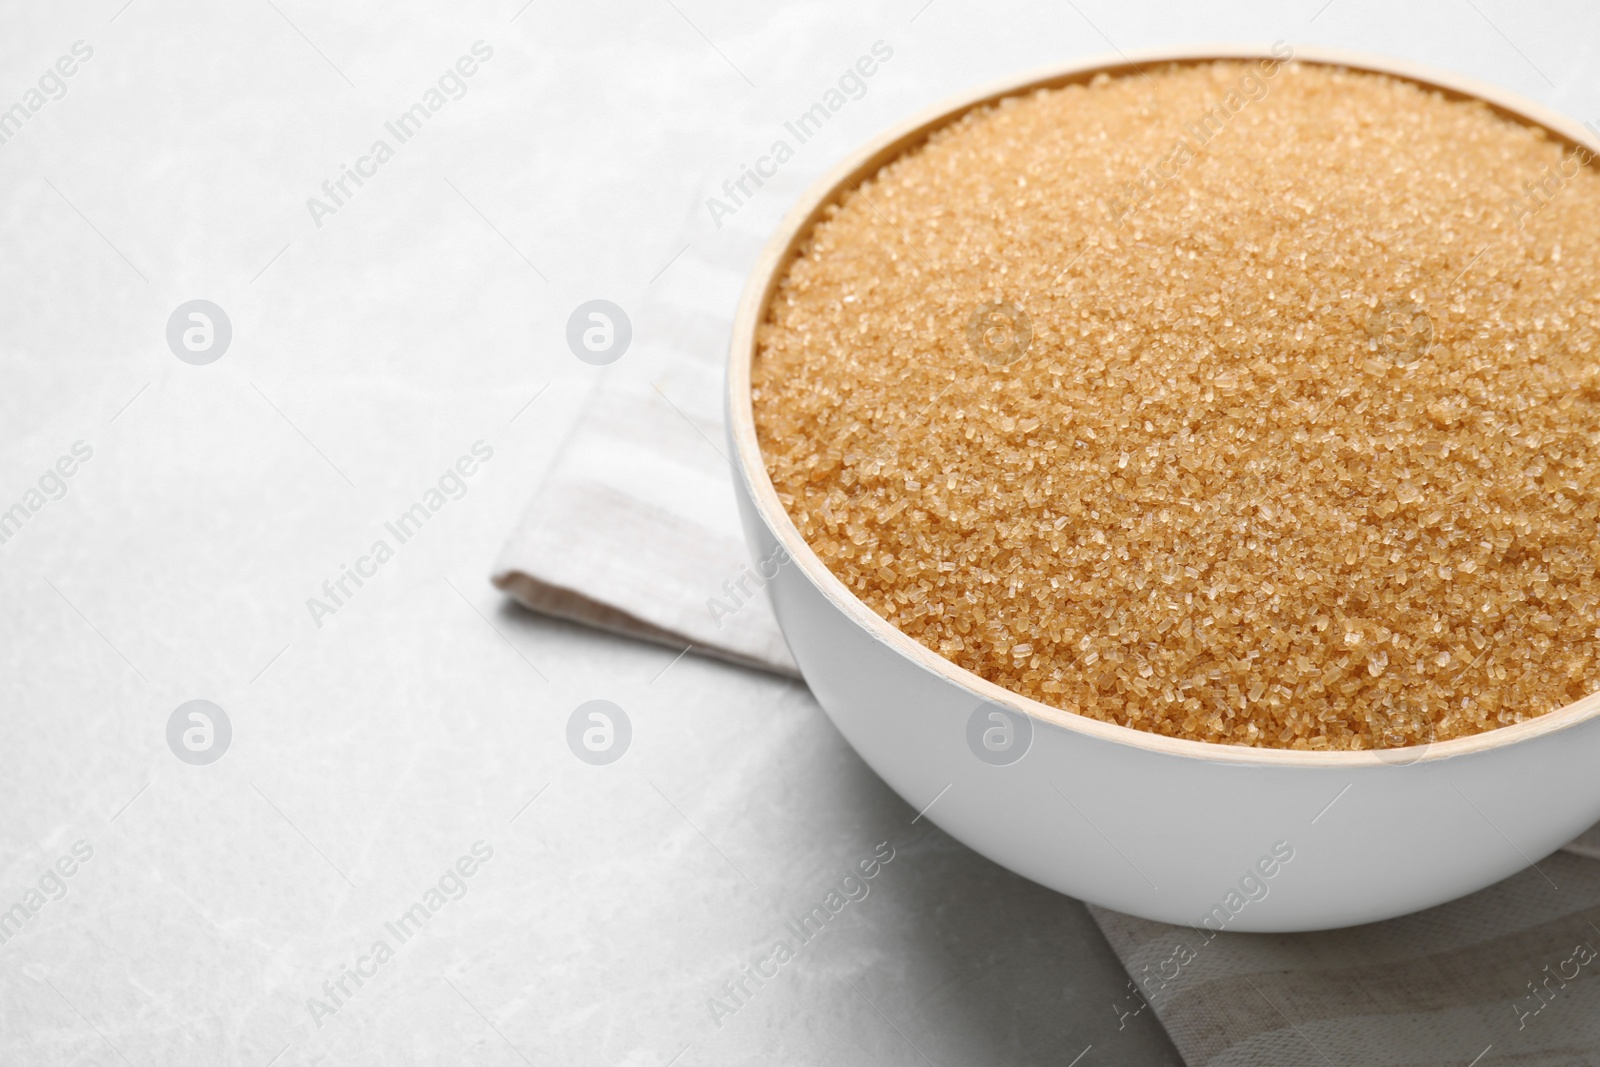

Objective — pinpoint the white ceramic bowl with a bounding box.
[726,44,1600,932]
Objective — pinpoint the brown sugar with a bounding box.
[750,58,1600,751]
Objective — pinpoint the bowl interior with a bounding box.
[726,43,1600,768]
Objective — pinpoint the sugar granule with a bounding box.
[751,60,1600,751]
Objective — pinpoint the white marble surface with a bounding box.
[2,0,1595,1063]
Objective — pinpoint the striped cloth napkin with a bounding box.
[492,192,1600,1067]
[492,217,798,677]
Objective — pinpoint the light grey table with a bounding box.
[4,0,1590,1062]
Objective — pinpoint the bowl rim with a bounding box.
[726,41,1600,768]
